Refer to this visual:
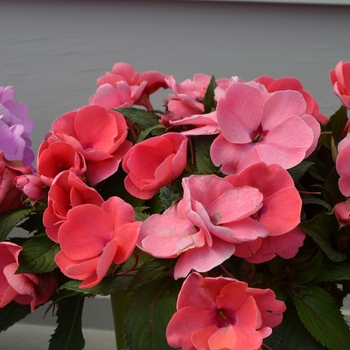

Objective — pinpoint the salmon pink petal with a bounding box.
[58,204,113,260]
[217,83,264,143]
[233,239,263,259]
[247,288,286,328]
[166,307,216,350]
[80,239,118,288]
[207,326,237,350]
[222,217,268,243]
[246,227,305,263]
[177,273,231,310]
[226,162,294,198]
[233,297,266,349]
[113,222,141,264]
[55,251,99,280]
[259,187,302,235]
[74,106,118,152]
[102,196,135,228]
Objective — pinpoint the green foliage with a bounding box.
[17,234,60,273]
[291,250,323,285]
[313,259,350,283]
[292,285,350,350]
[194,135,220,175]
[124,276,182,350]
[159,181,183,210]
[203,75,217,113]
[48,295,85,350]
[300,214,347,262]
[265,300,328,350]
[116,107,160,129]
[0,208,33,241]
[0,302,31,333]
[324,105,348,144]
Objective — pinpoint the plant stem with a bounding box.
[110,292,132,350]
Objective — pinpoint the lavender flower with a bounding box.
[0,86,34,167]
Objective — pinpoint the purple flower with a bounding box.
[0,86,34,167]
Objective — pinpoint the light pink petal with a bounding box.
[262,90,306,130]
[174,236,236,279]
[207,186,263,224]
[222,217,268,243]
[139,214,204,257]
[210,135,260,174]
[256,116,313,169]
[217,83,264,143]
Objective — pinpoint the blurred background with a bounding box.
[1,0,350,348]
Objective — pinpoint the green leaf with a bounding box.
[17,234,60,273]
[203,75,217,113]
[60,274,135,296]
[0,208,33,241]
[288,161,314,182]
[127,259,167,291]
[135,124,166,143]
[0,302,31,333]
[265,299,328,350]
[124,276,182,350]
[49,295,85,350]
[195,135,220,175]
[292,285,350,350]
[116,107,160,130]
[313,260,350,283]
[159,181,183,211]
[291,250,323,284]
[300,214,347,262]
[325,105,348,144]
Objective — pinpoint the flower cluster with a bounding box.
[2,61,350,350]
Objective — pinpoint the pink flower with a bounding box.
[37,137,87,186]
[254,76,328,124]
[92,62,167,110]
[226,162,303,263]
[210,82,320,174]
[166,272,286,350]
[334,200,350,227]
[43,170,104,242]
[0,151,32,213]
[51,105,132,185]
[89,81,147,110]
[234,228,306,263]
[0,242,55,312]
[138,174,267,279]
[165,74,211,117]
[14,174,47,205]
[122,133,188,199]
[330,61,350,109]
[54,196,141,288]
[336,134,350,197]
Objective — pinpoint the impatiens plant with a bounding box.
[1,61,350,350]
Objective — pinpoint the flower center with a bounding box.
[251,124,267,143]
[217,309,235,327]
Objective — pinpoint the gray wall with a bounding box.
[1,1,350,157]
